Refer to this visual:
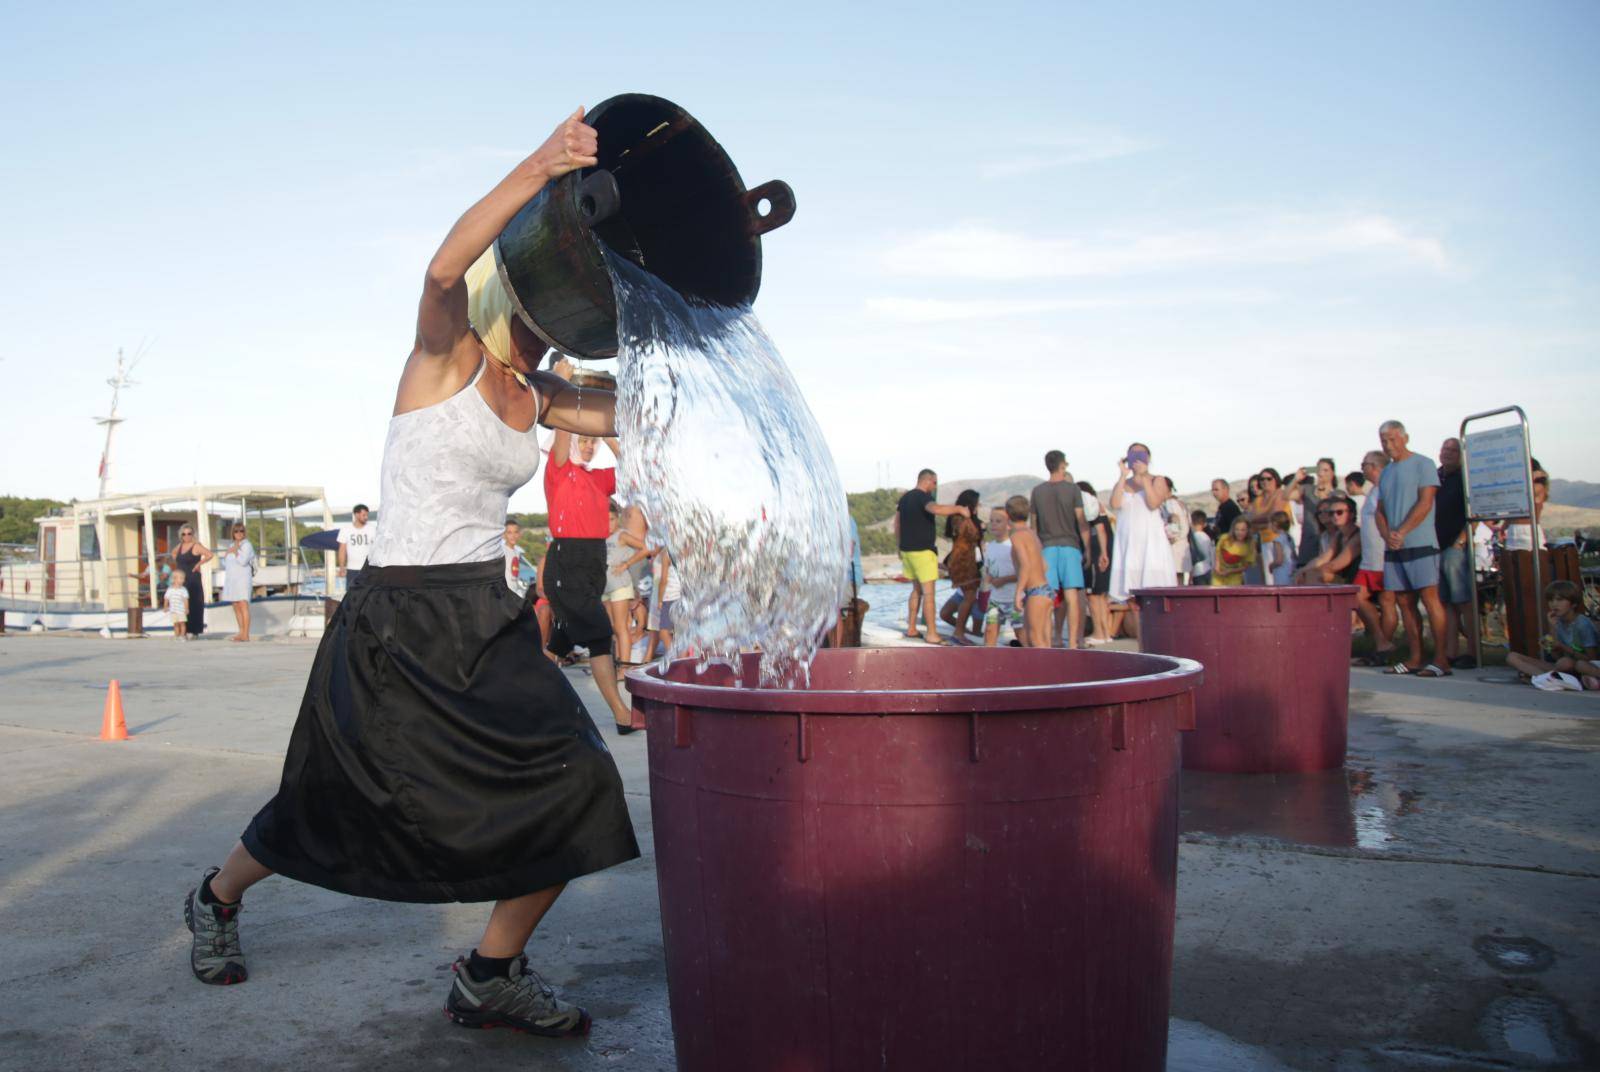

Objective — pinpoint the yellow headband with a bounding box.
[466,245,527,387]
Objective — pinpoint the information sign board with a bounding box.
[1463,424,1532,520]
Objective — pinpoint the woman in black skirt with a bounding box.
[182,108,640,1038]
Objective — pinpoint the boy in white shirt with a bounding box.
[981,507,1020,647]
[166,569,190,640]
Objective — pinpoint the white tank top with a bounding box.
[369,361,542,568]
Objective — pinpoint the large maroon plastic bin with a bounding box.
[1135,585,1358,773]
[627,646,1202,1072]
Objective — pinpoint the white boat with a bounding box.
[1,484,336,637]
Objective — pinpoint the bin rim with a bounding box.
[1134,585,1359,600]
[626,647,1203,714]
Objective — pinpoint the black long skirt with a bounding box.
[242,559,640,903]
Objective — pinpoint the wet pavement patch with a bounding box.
[1480,993,1583,1066]
[1179,763,1429,852]
[1474,935,1557,975]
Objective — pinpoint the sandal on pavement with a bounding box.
[1415,664,1453,678]
[1384,663,1418,675]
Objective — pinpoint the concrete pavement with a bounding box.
[0,633,1595,1070]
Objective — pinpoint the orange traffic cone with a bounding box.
[100,680,130,741]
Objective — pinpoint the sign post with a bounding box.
[1460,406,1538,668]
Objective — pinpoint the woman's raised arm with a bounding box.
[410,109,598,369]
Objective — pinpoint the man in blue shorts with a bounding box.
[1375,420,1450,677]
[1030,450,1095,649]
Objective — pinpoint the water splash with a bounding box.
[604,248,850,685]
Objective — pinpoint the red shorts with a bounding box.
[1355,569,1385,594]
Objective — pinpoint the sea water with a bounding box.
[604,248,851,685]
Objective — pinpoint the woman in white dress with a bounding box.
[219,522,256,642]
[1108,443,1179,621]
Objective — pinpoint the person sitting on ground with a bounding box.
[938,489,984,645]
[981,506,1019,647]
[1212,516,1255,586]
[166,568,190,640]
[1507,580,1600,689]
[1006,495,1052,648]
[1294,496,1360,585]
[1263,511,1296,586]
[1184,510,1215,587]
[1209,478,1241,540]
[894,469,969,645]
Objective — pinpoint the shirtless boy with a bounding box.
[1006,495,1052,647]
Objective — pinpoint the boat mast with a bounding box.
[95,348,138,499]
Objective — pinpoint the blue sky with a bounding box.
[2,2,1596,513]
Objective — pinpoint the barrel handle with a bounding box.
[577,169,623,227]
[743,180,796,236]
[673,704,693,748]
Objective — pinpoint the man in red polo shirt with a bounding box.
[544,362,635,733]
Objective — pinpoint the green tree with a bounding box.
[858,527,899,556]
[0,495,68,547]
[847,488,904,529]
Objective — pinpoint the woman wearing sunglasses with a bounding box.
[171,525,213,637]
[1293,496,1361,586]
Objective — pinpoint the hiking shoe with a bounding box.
[444,954,591,1037]
[183,867,247,985]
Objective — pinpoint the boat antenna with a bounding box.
[95,346,142,499]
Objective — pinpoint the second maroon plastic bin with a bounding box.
[628,646,1202,1072]
[1135,585,1358,773]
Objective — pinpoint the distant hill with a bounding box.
[1550,479,1600,510]
[935,474,1044,506]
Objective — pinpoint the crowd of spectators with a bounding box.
[893,421,1580,677]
